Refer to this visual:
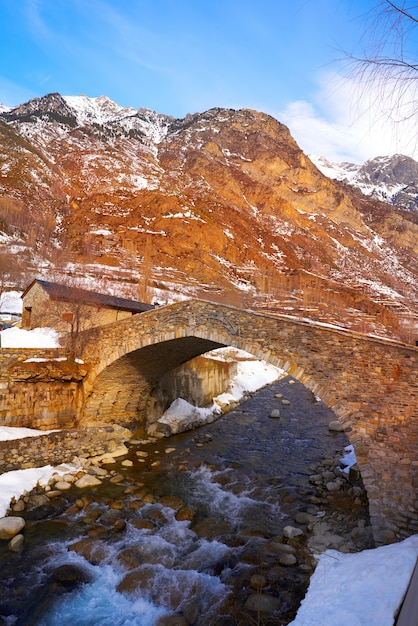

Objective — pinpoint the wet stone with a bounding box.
[278,552,298,566]
[69,538,109,565]
[156,615,188,626]
[52,564,92,588]
[8,533,24,552]
[250,573,267,589]
[244,593,281,614]
[159,495,184,511]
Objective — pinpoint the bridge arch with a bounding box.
[79,299,418,544]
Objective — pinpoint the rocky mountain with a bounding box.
[311,154,418,213]
[0,92,417,342]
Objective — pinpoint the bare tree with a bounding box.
[344,1,418,123]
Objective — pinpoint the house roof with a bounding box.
[21,279,155,314]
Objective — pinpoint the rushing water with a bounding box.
[0,376,371,625]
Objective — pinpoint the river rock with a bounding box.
[269,541,297,554]
[46,490,63,499]
[283,525,303,539]
[176,506,195,522]
[28,494,50,508]
[326,481,342,492]
[159,495,184,511]
[8,533,24,552]
[278,552,297,566]
[281,399,291,405]
[69,538,109,565]
[117,542,176,569]
[54,480,72,490]
[75,474,102,488]
[156,615,188,626]
[89,466,108,477]
[11,500,25,512]
[328,420,344,432]
[132,519,156,532]
[244,593,281,613]
[0,516,25,539]
[269,409,281,418]
[52,563,92,588]
[250,574,267,589]
[294,511,316,524]
[121,459,133,467]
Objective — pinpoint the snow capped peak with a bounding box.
[310,153,418,212]
[63,94,137,126]
[0,103,10,114]
[309,155,361,182]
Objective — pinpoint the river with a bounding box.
[0,376,373,625]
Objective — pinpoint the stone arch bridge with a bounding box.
[1,299,417,542]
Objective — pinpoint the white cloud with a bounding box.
[278,72,418,163]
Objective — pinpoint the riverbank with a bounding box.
[0,392,417,624]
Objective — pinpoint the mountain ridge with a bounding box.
[311,154,418,213]
[0,93,417,342]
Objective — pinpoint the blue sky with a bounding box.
[1,0,417,162]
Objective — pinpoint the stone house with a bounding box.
[21,279,154,331]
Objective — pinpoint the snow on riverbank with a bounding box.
[157,356,283,434]
[0,462,82,518]
[290,536,418,626]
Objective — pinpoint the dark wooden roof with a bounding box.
[22,279,155,314]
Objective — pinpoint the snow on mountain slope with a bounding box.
[63,94,137,125]
[311,154,418,212]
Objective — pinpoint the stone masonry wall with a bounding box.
[22,281,133,331]
[0,349,87,429]
[148,354,238,422]
[0,425,130,473]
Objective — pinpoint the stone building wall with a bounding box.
[22,281,133,331]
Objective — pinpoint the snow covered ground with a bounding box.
[0,292,416,624]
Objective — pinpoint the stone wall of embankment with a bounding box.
[0,349,88,430]
[0,424,130,473]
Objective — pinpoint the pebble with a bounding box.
[278,552,297,566]
[54,481,72,491]
[244,593,281,613]
[269,409,281,418]
[9,533,24,552]
[283,525,304,538]
[250,574,267,589]
[75,475,102,488]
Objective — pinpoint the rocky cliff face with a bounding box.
[0,93,417,340]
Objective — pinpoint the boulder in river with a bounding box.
[0,516,25,539]
[75,474,102,488]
